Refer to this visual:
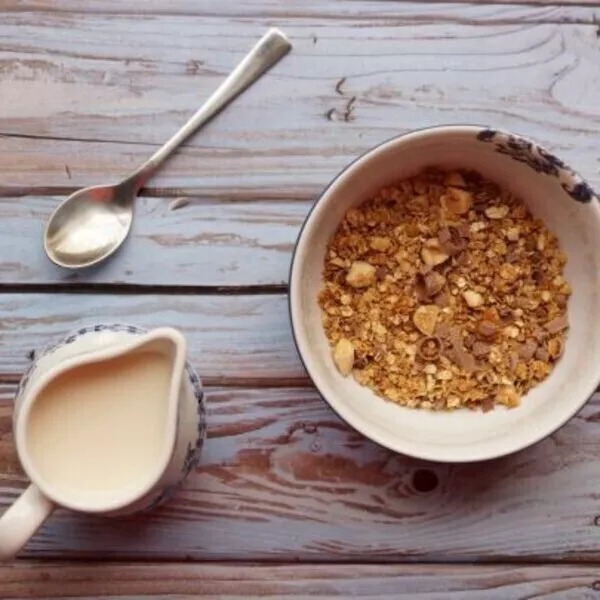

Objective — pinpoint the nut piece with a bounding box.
[485,205,509,220]
[499,263,519,281]
[346,261,376,288]
[505,227,520,242]
[333,338,355,376]
[437,369,453,381]
[421,239,449,266]
[547,337,563,359]
[496,384,519,408]
[441,187,473,215]
[503,325,520,339]
[329,257,346,268]
[447,396,461,409]
[413,304,440,336]
[370,236,391,252]
[415,270,446,299]
[444,171,466,187]
[531,359,551,379]
[463,290,484,308]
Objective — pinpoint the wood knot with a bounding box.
[591,580,600,591]
[302,422,317,434]
[412,469,439,493]
[594,516,600,526]
[186,59,203,74]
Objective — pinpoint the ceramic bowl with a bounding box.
[289,125,600,462]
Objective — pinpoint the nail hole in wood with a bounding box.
[594,516,600,526]
[412,469,439,493]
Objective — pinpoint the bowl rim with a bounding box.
[288,124,600,463]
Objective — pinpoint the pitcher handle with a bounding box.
[0,485,54,560]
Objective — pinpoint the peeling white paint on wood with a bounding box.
[0,0,598,578]
[0,293,302,383]
[1,385,600,560]
[0,195,307,286]
[0,4,598,191]
[1,562,599,599]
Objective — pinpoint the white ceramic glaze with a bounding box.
[0,324,205,559]
[290,125,600,463]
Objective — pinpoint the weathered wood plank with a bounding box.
[0,4,598,192]
[3,0,600,20]
[2,562,600,599]
[0,195,306,286]
[2,384,600,561]
[0,293,301,383]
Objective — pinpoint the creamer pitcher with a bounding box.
[0,324,205,560]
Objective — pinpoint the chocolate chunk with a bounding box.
[544,314,568,334]
[452,347,478,372]
[434,291,450,307]
[435,321,451,339]
[457,223,471,238]
[443,327,478,371]
[481,396,495,413]
[518,340,538,360]
[555,294,568,308]
[464,334,476,349]
[417,337,442,361]
[472,341,491,358]
[454,251,469,266]
[477,320,498,338]
[438,226,466,256]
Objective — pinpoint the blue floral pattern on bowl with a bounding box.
[476,129,597,204]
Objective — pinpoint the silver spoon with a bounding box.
[44,29,291,269]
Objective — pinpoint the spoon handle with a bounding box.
[126,28,292,191]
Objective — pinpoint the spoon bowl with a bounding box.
[44,184,134,269]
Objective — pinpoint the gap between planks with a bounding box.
[0,283,289,296]
[0,375,310,388]
[2,557,599,566]
[0,186,312,201]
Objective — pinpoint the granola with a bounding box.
[318,168,570,411]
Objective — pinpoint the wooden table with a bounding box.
[1,1,599,597]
